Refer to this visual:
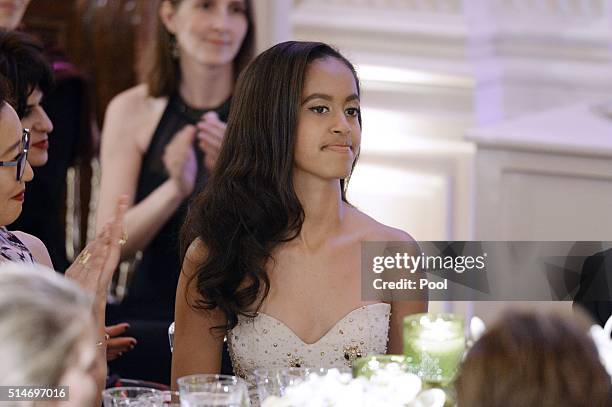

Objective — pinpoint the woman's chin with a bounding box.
[28,152,48,168]
[0,206,22,227]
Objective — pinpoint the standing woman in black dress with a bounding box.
[96,0,255,384]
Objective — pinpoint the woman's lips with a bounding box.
[207,39,230,46]
[324,145,352,153]
[11,190,24,202]
[32,139,49,150]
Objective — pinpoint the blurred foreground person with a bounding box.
[0,263,100,407]
[456,310,612,407]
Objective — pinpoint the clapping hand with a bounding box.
[163,125,198,198]
[196,111,227,172]
[65,196,128,301]
[105,323,137,361]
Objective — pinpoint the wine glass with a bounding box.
[177,374,249,407]
[102,387,164,406]
[253,367,310,402]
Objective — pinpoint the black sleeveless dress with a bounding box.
[107,93,232,384]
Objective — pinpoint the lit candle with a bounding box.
[403,313,466,384]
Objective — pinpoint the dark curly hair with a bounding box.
[0,29,53,119]
[181,41,362,332]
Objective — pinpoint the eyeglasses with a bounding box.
[0,129,30,181]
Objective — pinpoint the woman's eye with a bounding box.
[309,106,329,114]
[199,0,213,9]
[229,2,246,13]
[346,108,360,117]
[24,107,34,117]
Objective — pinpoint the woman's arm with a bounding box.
[96,87,193,259]
[387,300,428,354]
[171,239,227,390]
[380,228,428,354]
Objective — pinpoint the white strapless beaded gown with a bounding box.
[227,303,391,405]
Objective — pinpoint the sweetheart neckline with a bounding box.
[251,303,390,346]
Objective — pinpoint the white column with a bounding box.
[253,0,292,52]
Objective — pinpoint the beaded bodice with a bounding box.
[227,303,391,404]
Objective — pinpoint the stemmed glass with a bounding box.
[102,387,164,406]
[177,374,249,407]
[253,367,309,402]
[253,367,347,404]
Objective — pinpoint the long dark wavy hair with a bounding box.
[181,41,362,332]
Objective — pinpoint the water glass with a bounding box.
[161,391,180,406]
[253,367,309,401]
[102,387,164,407]
[177,374,249,407]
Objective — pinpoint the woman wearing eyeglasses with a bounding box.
[0,29,54,266]
[0,103,35,262]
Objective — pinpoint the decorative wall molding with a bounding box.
[292,0,612,121]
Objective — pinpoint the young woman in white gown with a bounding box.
[171,41,427,395]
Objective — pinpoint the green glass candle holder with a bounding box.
[352,355,413,379]
[403,313,466,385]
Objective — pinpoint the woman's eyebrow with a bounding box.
[302,93,360,105]
[346,94,360,102]
[302,93,332,105]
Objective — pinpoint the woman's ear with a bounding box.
[159,0,178,35]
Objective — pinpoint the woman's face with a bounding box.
[0,102,33,226]
[162,0,249,68]
[294,57,361,182]
[0,0,30,30]
[57,320,98,407]
[21,87,53,167]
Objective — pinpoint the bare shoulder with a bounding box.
[11,231,53,269]
[104,84,167,147]
[346,206,415,243]
[106,84,159,114]
[12,231,45,252]
[183,238,209,276]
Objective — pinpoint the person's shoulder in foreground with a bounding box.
[574,248,612,327]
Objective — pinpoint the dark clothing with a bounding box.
[112,92,230,319]
[9,59,92,272]
[107,93,231,385]
[574,249,612,331]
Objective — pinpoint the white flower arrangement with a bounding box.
[260,369,445,407]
